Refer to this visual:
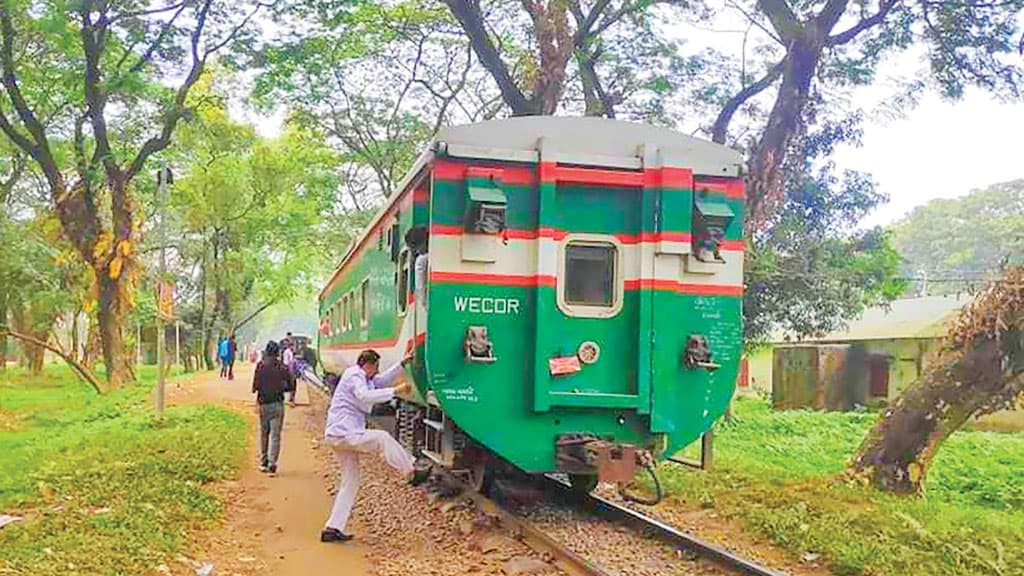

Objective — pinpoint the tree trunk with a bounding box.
[204,330,215,370]
[746,35,824,230]
[82,314,102,370]
[96,273,132,388]
[0,293,7,372]
[10,304,46,375]
[198,236,214,370]
[70,309,81,362]
[850,268,1024,493]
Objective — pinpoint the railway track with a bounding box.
[442,466,788,576]
[306,375,786,576]
[543,476,788,576]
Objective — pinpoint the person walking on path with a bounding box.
[283,334,297,405]
[252,341,295,474]
[225,333,237,380]
[320,349,426,543]
[218,336,229,378]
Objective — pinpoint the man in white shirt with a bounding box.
[320,348,423,543]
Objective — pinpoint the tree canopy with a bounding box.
[891,179,1024,294]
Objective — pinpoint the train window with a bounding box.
[346,293,354,331]
[353,286,362,330]
[360,279,369,326]
[558,238,622,318]
[343,294,351,332]
[397,249,410,315]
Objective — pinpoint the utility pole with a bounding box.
[155,166,172,419]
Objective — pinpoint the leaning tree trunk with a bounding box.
[850,267,1024,493]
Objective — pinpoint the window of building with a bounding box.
[558,238,621,318]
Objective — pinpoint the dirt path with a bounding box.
[169,365,370,576]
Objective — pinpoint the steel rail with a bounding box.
[545,476,789,576]
[436,470,615,576]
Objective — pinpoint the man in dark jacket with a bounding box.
[252,340,295,474]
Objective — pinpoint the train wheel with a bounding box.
[468,459,494,494]
[568,473,598,496]
[461,443,494,495]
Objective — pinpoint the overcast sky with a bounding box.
[834,91,1024,228]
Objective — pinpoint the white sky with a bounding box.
[834,91,1024,227]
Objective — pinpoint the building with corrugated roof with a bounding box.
[744,295,968,406]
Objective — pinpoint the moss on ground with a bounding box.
[0,365,246,576]
[665,397,1024,575]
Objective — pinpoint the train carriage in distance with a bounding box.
[318,116,745,498]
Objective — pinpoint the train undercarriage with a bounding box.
[377,393,663,504]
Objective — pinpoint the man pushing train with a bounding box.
[320,348,428,543]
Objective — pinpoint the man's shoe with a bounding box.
[321,528,353,543]
[259,464,269,473]
[268,465,278,475]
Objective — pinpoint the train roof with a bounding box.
[437,116,743,178]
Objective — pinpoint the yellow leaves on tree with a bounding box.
[92,231,114,263]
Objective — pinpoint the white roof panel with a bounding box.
[436,117,744,177]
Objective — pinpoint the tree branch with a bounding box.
[444,0,532,115]
[127,1,269,180]
[79,5,117,176]
[127,0,212,180]
[727,0,784,45]
[126,2,188,74]
[828,0,899,46]
[756,0,801,43]
[712,60,784,143]
[0,108,39,161]
[816,0,853,33]
[109,1,187,24]
[233,299,276,332]
[0,329,104,394]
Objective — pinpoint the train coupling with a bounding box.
[556,434,663,505]
[554,434,643,483]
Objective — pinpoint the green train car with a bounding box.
[317,117,744,496]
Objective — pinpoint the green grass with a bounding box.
[665,398,1024,575]
[0,364,246,576]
